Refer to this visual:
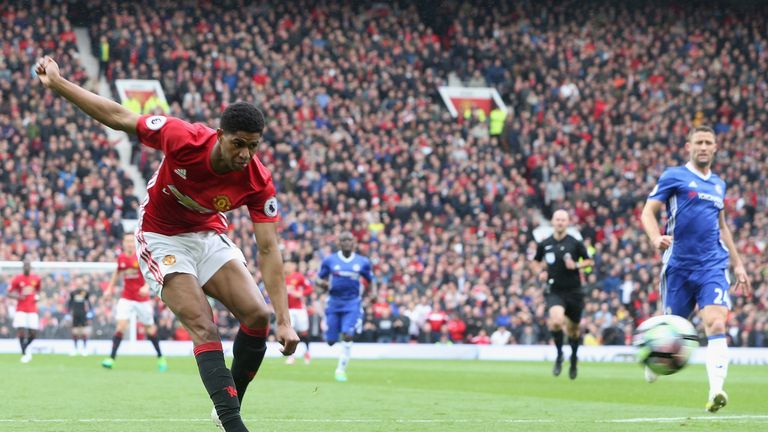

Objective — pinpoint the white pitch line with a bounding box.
[0,418,554,424]
[1,416,765,425]
[601,415,768,423]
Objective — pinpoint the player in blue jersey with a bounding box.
[641,125,752,413]
[316,231,375,382]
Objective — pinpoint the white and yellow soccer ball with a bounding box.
[633,314,700,375]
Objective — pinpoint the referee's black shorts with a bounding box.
[546,290,585,323]
[72,313,88,327]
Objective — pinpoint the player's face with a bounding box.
[22,261,30,274]
[123,235,135,254]
[218,130,262,171]
[339,235,355,254]
[686,131,716,168]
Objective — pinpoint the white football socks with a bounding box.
[705,335,729,397]
[337,341,352,372]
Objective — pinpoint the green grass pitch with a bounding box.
[1,354,766,432]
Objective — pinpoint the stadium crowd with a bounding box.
[1,0,767,348]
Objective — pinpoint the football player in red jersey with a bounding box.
[8,258,42,363]
[101,233,167,371]
[36,56,298,432]
[283,260,314,365]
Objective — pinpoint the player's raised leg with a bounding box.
[162,272,249,432]
[203,260,271,406]
[701,304,729,412]
[547,304,566,377]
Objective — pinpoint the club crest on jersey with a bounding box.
[353,264,361,272]
[715,184,722,195]
[264,197,279,217]
[145,115,167,131]
[545,252,556,264]
[213,195,232,212]
[162,255,176,266]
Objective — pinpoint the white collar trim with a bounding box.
[685,162,712,181]
[337,251,356,263]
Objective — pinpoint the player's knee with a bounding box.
[240,309,270,330]
[185,318,219,343]
[706,319,727,335]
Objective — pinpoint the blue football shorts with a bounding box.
[325,304,363,343]
[661,266,731,318]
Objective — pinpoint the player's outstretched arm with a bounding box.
[253,222,299,355]
[719,212,752,296]
[35,56,139,135]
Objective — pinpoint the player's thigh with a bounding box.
[115,298,134,321]
[289,308,310,333]
[324,310,341,343]
[135,231,200,296]
[161,273,217,342]
[133,301,156,326]
[695,268,732,310]
[13,312,39,330]
[661,268,697,317]
[339,308,363,337]
[202,260,270,327]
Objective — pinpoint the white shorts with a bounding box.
[115,298,156,325]
[13,312,40,330]
[289,308,309,333]
[135,230,246,295]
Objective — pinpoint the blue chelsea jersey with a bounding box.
[648,163,730,270]
[317,252,373,302]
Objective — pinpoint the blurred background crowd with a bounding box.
[1,0,766,347]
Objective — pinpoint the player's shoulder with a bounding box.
[245,156,274,185]
[660,165,689,178]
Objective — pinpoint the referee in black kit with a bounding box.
[532,210,594,379]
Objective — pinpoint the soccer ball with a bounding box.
[633,315,699,375]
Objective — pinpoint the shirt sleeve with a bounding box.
[575,241,590,261]
[135,115,196,154]
[648,169,677,202]
[247,180,280,224]
[317,257,330,280]
[361,258,373,282]
[9,277,19,294]
[533,242,544,262]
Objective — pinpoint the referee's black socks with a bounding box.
[230,324,268,404]
[552,330,564,358]
[194,342,247,432]
[569,334,580,361]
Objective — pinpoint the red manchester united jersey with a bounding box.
[136,115,280,236]
[286,271,313,310]
[117,253,147,301]
[9,274,41,313]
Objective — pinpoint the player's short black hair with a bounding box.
[220,102,265,134]
[686,125,715,141]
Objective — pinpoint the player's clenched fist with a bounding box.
[35,56,61,88]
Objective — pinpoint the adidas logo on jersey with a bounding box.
[688,180,698,188]
[174,169,187,179]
